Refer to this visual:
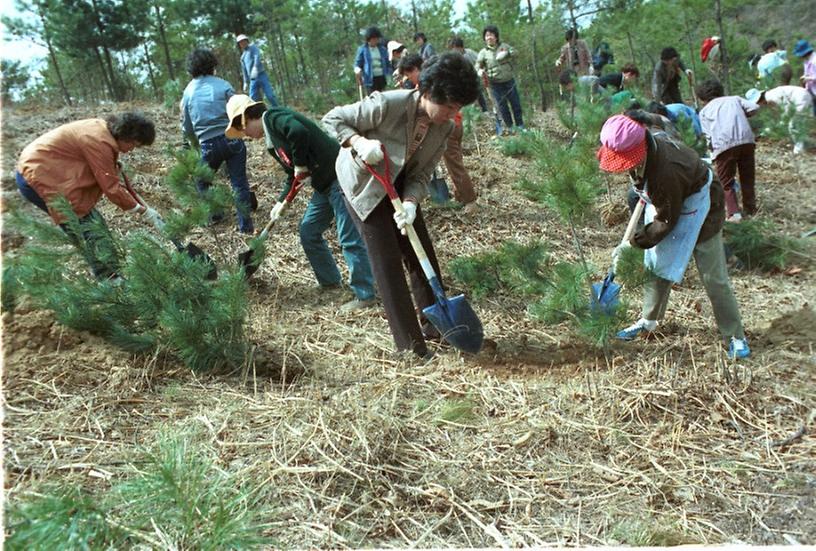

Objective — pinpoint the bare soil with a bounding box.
[2,101,815,547]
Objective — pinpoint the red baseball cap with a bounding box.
[596,115,647,173]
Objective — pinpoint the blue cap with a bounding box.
[793,39,813,58]
[745,88,763,103]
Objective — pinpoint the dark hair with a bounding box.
[565,28,578,41]
[230,103,267,132]
[186,48,218,77]
[482,25,500,42]
[761,39,777,52]
[448,37,464,49]
[748,53,761,68]
[645,101,669,117]
[398,53,423,75]
[418,52,479,106]
[695,78,724,102]
[660,47,679,61]
[413,32,426,42]
[621,63,639,77]
[364,26,382,41]
[558,70,576,86]
[106,112,155,145]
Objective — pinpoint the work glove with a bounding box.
[144,206,165,232]
[393,200,417,235]
[353,136,384,164]
[294,166,312,188]
[250,68,259,80]
[496,50,509,61]
[270,201,287,222]
[612,242,631,271]
[555,58,562,67]
[476,68,485,79]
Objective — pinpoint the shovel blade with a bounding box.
[591,273,621,313]
[422,293,484,354]
[183,243,218,280]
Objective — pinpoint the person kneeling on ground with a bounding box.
[399,53,478,211]
[15,112,157,280]
[225,95,377,312]
[597,114,750,359]
[322,53,480,359]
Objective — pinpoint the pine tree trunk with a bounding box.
[293,30,310,86]
[93,47,116,100]
[153,3,175,81]
[143,42,160,98]
[42,28,72,106]
[89,0,123,100]
[714,0,731,93]
[275,22,293,102]
[526,0,547,112]
[410,0,418,33]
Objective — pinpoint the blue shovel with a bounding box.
[362,146,484,354]
[592,199,645,312]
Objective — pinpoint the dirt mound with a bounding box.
[759,304,816,349]
[1,304,87,357]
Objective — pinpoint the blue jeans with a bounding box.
[249,72,279,106]
[16,171,120,279]
[300,181,375,300]
[197,135,253,233]
[491,79,524,130]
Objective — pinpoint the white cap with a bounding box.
[236,34,249,43]
[745,88,763,103]
[387,40,404,61]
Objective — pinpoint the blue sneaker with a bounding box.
[616,319,657,341]
[727,337,750,359]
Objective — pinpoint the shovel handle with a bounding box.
[621,199,645,247]
[256,173,307,240]
[360,147,440,287]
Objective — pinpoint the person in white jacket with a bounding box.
[746,86,813,153]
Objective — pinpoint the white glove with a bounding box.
[270,201,286,221]
[476,68,485,79]
[685,68,694,77]
[250,68,259,80]
[144,206,165,231]
[393,201,417,235]
[612,242,631,270]
[496,50,508,61]
[555,58,562,67]
[353,66,363,75]
[353,136,384,164]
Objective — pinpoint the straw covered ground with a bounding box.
[2,101,815,547]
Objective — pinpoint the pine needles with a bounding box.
[5,430,270,550]
[724,217,806,271]
[448,240,550,299]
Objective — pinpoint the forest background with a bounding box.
[2,0,814,114]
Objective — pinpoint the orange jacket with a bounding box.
[17,119,137,221]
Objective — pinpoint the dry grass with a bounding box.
[2,102,815,547]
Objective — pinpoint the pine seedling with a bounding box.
[614,246,656,289]
[528,261,590,324]
[113,429,270,550]
[724,218,805,271]
[674,115,707,156]
[460,104,482,156]
[576,304,628,349]
[449,240,550,299]
[161,148,233,241]
[5,486,127,550]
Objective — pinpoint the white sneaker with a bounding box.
[616,318,658,341]
[793,142,805,155]
[726,213,743,223]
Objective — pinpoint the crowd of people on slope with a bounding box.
[12,22,816,362]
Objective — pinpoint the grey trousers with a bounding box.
[642,230,745,341]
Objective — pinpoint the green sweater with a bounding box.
[476,42,516,83]
[262,107,340,201]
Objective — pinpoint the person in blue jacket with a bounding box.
[354,26,390,95]
[181,47,254,234]
[236,34,279,106]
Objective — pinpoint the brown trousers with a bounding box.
[442,124,477,204]
[344,193,442,357]
[714,143,756,216]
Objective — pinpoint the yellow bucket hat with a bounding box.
[225,94,264,139]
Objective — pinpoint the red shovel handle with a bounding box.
[360,144,397,201]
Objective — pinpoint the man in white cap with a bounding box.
[236,34,279,106]
[746,85,813,153]
[387,40,410,88]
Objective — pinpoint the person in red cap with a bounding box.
[597,114,750,359]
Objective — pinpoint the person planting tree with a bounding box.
[224,95,377,312]
[354,26,390,96]
[597,114,750,359]
[15,112,157,281]
[181,47,255,234]
[322,52,481,359]
[399,53,478,210]
[477,25,524,134]
[746,85,813,154]
[652,47,694,105]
